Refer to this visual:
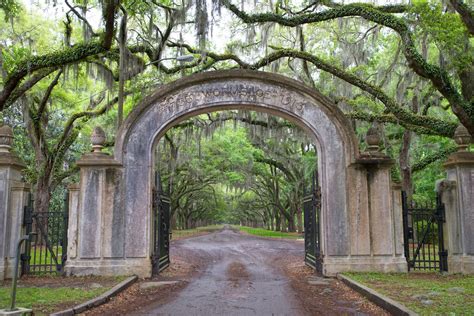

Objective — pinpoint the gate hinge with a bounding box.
[20,254,30,262]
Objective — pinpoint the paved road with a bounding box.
[140,227,306,315]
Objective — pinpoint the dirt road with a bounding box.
[121,227,388,315]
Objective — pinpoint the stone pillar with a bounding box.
[0,124,29,280]
[66,184,80,262]
[391,182,405,257]
[331,127,407,274]
[439,124,474,273]
[65,127,146,277]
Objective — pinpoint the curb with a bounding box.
[50,275,138,316]
[337,274,417,316]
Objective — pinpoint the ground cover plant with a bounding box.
[235,226,302,239]
[0,276,124,315]
[172,225,224,239]
[344,272,474,314]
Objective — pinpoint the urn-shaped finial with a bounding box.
[365,126,381,152]
[453,124,471,152]
[0,124,13,153]
[91,126,106,153]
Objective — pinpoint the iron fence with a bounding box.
[21,193,69,275]
[402,191,448,272]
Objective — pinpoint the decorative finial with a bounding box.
[365,126,381,152]
[0,124,14,153]
[453,124,471,152]
[91,127,106,153]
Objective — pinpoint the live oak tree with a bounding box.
[156,111,316,232]
[1,0,472,216]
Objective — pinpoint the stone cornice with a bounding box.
[354,152,395,169]
[68,183,80,190]
[76,152,122,168]
[444,151,474,169]
[0,152,26,170]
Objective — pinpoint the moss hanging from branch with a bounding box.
[167,41,457,138]
[1,42,107,110]
[221,0,473,135]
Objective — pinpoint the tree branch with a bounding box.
[102,0,119,49]
[411,145,458,173]
[55,93,122,154]
[170,42,457,137]
[222,0,473,135]
[450,0,474,35]
[5,68,58,108]
[37,69,62,122]
[0,42,106,110]
[65,0,98,37]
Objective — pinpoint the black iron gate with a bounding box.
[402,191,448,272]
[152,172,171,275]
[21,193,69,275]
[303,171,322,273]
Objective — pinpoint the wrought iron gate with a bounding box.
[152,172,171,275]
[303,171,322,273]
[402,191,448,272]
[21,193,69,275]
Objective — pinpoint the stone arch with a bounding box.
[66,70,407,277]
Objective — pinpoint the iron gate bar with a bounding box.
[62,192,69,266]
[33,213,61,270]
[436,194,448,272]
[401,191,448,272]
[304,170,322,273]
[151,172,171,275]
[21,192,69,275]
[20,196,33,275]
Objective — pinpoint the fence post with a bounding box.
[441,124,473,274]
[20,194,33,276]
[61,191,69,272]
[0,124,30,280]
[401,191,411,271]
[436,193,448,272]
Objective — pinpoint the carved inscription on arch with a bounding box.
[156,81,312,115]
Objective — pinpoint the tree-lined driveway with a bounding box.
[133,227,388,315]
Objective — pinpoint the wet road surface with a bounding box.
[140,227,306,315]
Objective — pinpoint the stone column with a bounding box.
[337,127,407,274]
[391,182,405,257]
[0,124,29,280]
[66,127,146,277]
[440,124,474,273]
[66,183,80,262]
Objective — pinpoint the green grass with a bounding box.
[172,225,224,238]
[0,286,108,315]
[29,247,63,265]
[235,226,303,239]
[344,272,474,315]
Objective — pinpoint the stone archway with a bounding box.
[65,70,407,277]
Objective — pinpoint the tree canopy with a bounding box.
[0,0,472,227]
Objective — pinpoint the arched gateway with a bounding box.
[65,70,407,277]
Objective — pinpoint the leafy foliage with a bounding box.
[0,0,472,223]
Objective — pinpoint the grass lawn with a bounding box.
[344,272,474,315]
[235,226,303,239]
[0,276,123,315]
[172,225,224,239]
[27,247,64,273]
